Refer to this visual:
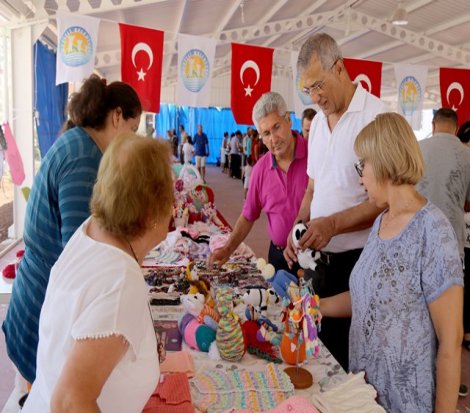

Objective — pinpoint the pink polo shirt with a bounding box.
[242,131,308,248]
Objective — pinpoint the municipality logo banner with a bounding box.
[176,34,216,107]
[394,63,428,129]
[56,12,100,85]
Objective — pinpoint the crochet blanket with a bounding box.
[191,363,294,413]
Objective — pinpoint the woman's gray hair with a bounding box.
[297,33,342,73]
[252,92,288,130]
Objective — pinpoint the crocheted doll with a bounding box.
[178,293,219,352]
[215,287,246,362]
[242,287,279,320]
[291,222,321,271]
[301,293,321,358]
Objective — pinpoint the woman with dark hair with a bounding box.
[2,74,142,386]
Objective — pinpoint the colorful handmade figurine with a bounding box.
[279,272,322,364]
[186,261,215,307]
[178,293,217,352]
[301,293,321,358]
[215,287,246,362]
[181,292,220,330]
[242,287,279,320]
[279,281,309,366]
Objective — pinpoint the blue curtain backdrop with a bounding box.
[34,41,68,158]
[155,105,301,164]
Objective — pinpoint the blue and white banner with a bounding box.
[56,12,100,85]
[290,51,314,119]
[176,34,216,107]
[394,63,428,130]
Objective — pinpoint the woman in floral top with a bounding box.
[321,113,463,412]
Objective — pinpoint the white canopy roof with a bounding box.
[2,0,470,109]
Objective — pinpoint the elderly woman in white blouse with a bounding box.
[23,133,174,413]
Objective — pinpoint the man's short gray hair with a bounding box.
[297,33,342,74]
[252,92,288,131]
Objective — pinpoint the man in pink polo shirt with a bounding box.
[208,92,308,272]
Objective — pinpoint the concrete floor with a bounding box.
[1,164,468,411]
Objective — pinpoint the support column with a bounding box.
[9,25,35,238]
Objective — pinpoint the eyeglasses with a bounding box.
[354,159,364,178]
[302,59,340,97]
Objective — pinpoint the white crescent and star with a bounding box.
[131,42,154,81]
[354,74,372,93]
[240,60,260,96]
[446,81,464,111]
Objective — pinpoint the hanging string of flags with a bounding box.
[55,12,470,127]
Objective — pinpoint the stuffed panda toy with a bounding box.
[292,222,321,271]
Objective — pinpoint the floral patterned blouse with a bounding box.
[349,201,463,412]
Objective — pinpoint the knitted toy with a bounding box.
[215,286,246,362]
[178,293,218,352]
[301,293,321,358]
[242,287,279,320]
[186,261,215,307]
[268,270,299,299]
[241,320,282,363]
[291,222,321,271]
[279,281,306,365]
[256,258,276,279]
[181,293,220,329]
[178,312,216,352]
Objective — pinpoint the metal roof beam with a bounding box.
[262,0,327,47]
[162,0,188,82]
[343,9,470,66]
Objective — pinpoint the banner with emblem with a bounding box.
[119,23,164,113]
[440,67,470,126]
[394,63,428,129]
[55,12,100,85]
[343,58,382,98]
[290,51,314,118]
[176,34,216,108]
[231,43,274,125]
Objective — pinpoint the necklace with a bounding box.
[381,195,423,229]
[126,238,139,263]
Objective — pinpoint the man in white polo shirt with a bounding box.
[284,33,386,370]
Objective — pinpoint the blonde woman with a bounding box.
[321,113,463,412]
[22,134,174,413]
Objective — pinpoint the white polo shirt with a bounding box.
[307,84,386,253]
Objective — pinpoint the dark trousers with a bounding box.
[268,241,300,274]
[230,154,241,179]
[465,248,470,333]
[304,248,363,371]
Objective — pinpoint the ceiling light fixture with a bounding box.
[240,1,245,24]
[391,1,408,26]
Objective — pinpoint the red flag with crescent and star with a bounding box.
[119,23,164,113]
[343,58,382,98]
[231,43,274,125]
[440,67,470,125]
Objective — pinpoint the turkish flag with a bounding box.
[440,67,470,125]
[119,23,164,113]
[343,58,382,98]
[231,43,274,125]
